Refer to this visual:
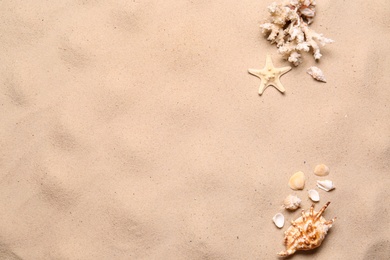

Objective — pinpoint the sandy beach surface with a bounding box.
[1,0,389,259]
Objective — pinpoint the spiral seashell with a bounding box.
[283,195,302,210]
[278,202,336,257]
[307,66,327,82]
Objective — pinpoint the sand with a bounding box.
[0,0,389,259]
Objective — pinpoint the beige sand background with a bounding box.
[1,0,389,259]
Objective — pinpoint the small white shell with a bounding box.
[283,195,302,210]
[317,180,335,191]
[308,189,320,202]
[273,213,285,228]
[307,66,327,82]
[288,171,305,190]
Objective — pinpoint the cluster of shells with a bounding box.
[272,164,336,257]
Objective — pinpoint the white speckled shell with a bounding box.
[307,66,327,82]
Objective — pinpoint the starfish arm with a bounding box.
[270,79,286,93]
[258,81,267,95]
[279,66,292,75]
[265,54,274,68]
[248,69,261,78]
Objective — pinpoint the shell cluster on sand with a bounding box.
[260,0,334,66]
[278,202,336,257]
[273,164,337,257]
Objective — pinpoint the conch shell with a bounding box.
[307,66,326,82]
[283,194,302,210]
[278,202,336,257]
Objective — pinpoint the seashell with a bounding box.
[314,164,330,176]
[288,171,305,190]
[278,202,336,257]
[283,195,302,210]
[308,189,320,202]
[273,213,285,228]
[307,66,327,82]
[317,180,335,191]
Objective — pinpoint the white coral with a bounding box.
[260,0,334,66]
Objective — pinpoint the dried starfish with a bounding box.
[248,54,291,95]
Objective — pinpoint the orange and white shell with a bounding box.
[278,202,336,257]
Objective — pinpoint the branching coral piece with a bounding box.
[260,0,334,66]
